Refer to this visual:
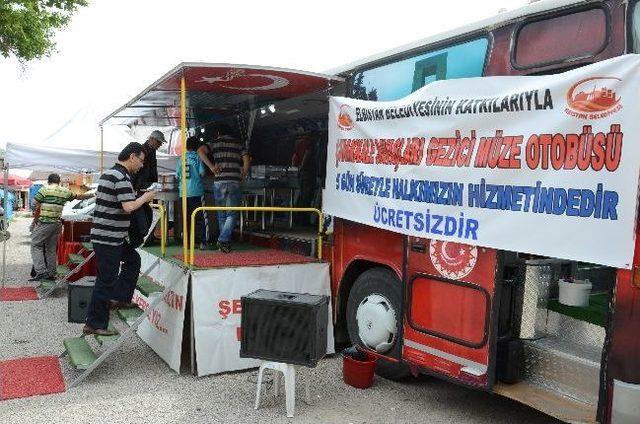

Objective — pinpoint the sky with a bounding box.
[0,0,529,149]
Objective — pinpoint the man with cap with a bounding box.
[131,130,166,244]
[133,130,167,191]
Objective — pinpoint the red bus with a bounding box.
[323,0,639,422]
[100,1,639,421]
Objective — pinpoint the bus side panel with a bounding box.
[330,219,405,294]
[608,236,640,384]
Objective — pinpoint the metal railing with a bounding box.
[149,203,167,257]
[189,206,323,266]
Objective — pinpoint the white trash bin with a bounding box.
[558,279,592,307]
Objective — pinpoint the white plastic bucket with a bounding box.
[558,279,592,307]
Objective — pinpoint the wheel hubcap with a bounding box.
[355,294,397,353]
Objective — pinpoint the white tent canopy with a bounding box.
[5,142,178,174]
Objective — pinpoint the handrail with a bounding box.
[189,206,323,266]
[149,203,166,257]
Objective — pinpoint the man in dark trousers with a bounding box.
[84,142,156,336]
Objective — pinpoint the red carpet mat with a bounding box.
[176,249,317,268]
[0,287,39,301]
[0,356,65,400]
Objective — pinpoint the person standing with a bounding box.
[291,134,316,225]
[197,123,250,253]
[30,173,94,280]
[133,130,166,191]
[131,130,166,244]
[84,142,155,336]
[176,135,207,250]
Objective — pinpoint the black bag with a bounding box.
[129,203,152,248]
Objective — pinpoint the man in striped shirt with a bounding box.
[84,142,156,336]
[198,123,250,253]
[30,173,94,281]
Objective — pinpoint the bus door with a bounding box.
[403,237,499,389]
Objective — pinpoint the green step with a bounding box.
[68,253,85,264]
[81,242,93,251]
[39,279,57,291]
[136,276,163,296]
[57,265,71,276]
[94,325,119,346]
[63,337,97,370]
[117,307,144,325]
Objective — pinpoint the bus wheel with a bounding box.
[346,268,410,380]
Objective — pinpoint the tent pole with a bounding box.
[100,125,104,172]
[1,165,8,288]
[181,75,188,264]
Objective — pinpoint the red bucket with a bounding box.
[342,352,376,389]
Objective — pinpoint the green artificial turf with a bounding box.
[547,292,608,327]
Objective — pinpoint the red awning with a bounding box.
[101,63,343,128]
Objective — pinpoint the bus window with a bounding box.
[350,37,488,101]
[633,2,640,52]
[514,8,607,68]
[412,52,447,92]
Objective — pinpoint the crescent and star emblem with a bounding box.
[195,71,290,91]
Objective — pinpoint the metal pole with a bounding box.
[181,75,188,264]
[2,165,9,287]
[100,125,104,172]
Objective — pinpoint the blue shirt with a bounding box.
[176,151,205,197]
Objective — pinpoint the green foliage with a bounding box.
[0,0,88,61]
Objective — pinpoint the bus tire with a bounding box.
[346,267,411,380]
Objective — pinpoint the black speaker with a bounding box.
[68,276,95,323]
[240,290,328,367]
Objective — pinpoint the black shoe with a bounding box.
[216,241,231,253]
[82,325,117,336]
[29,273,54,281]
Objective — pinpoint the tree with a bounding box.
[0,0,88,62]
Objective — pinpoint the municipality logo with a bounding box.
[337,105,354,130]
[565,76,622,119]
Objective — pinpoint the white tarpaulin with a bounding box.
[5,142,179,174]
[191,262,334,376]
[132,250,188,373]
[324,55,640,269]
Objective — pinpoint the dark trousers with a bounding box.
[86,242,141,330]
[295,169,315,225]
[186,196,206,243]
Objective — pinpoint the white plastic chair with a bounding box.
[254,361,311,418]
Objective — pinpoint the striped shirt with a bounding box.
[34,184,75,223]
[206,135,247,182]
[90,164,136,246]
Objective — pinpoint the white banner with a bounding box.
[324,55,640,269]
[191,262,334,376]
[134,249,189,373]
